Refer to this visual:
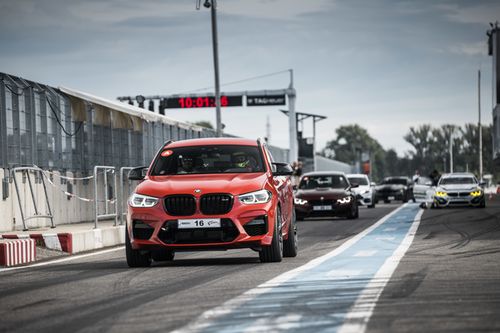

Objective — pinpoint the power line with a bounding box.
[178,69,291,94]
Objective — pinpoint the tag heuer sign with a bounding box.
[246,94,286,106]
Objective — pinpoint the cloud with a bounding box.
[437,2,500,25]
[448,41,487,56]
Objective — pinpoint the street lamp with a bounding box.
[197,0,223,137]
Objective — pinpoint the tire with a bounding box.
[368,198,376,208]
[283,210,298,258]
[260,207,283,263]
[126,229,152,268]
[151,249,175,262]
[479,199,486,208]
[347,200,359,219]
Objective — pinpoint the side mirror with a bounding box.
[272,162,294,176]
[371,182,376,187]
[293,185,298,191]
[128,166,148,181]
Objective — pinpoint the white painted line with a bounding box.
[353,250,377,257]
[0,246,124,273]
[171,204,408,333]
[338,208,424,333]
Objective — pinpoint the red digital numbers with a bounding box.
[178,96,229,108]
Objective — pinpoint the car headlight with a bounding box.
[435,191,447,197]
[129,193,159,207]
[337,196,352,204]
[239,189,272,204]
[470,190,482,197]
[294,198,308,205]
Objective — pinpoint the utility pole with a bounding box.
[288,69,298,163]
[478,69,483,181]
[197,0,222,137]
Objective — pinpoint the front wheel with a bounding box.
[260,207,283,263]
[283,210,298,257]
[126,229,152,268]
[347,201,359,219]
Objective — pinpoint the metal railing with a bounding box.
[93,166,118,229]
[11,167,55,231]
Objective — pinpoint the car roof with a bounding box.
[166,137,259,149]
[303,171,346,177]
[346,173,368,178]
[384,176,410,179]
[441,172,476,178]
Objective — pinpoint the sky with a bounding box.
[0,0,499,156]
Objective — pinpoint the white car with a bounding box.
[346,174,376,208]
[413,176,436,208]
[433,173,486,208]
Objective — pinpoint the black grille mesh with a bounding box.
[164,195,196,216]
[200,194,233,215]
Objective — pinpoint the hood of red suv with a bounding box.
[135,173,269,198]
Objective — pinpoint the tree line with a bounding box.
[321,124,498,182]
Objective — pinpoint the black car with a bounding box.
[294,172,359,220]
[375,176,414,203]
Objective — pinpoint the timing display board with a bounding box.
[163,95,243,109]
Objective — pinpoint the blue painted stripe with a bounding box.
[189,204,421,333]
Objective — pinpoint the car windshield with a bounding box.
[347,177,369,186]
[439,177,476,185]
[299,175,348,190]
[150,145,265,175]
[382,178,408,185]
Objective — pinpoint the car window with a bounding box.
[347,176,369,186]
[382,178,408,185]
[299,175,348,189]
[439,177,477,185]
[150,145,264,175]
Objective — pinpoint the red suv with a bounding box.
[126,138,297,267]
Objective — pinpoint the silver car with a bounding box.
[346,174,376,208]
[433,173,485,208]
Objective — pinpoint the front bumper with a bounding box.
[433,193,484,207]
[355,192,374,206]
[376,190,405,201]
[127,199,276,251]
[295,201,353,218]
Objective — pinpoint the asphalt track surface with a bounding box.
[1,198,499,333]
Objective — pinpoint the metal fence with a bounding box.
[0,72,289,175]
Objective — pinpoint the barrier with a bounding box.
[0,238,36,267]
[11,167,55,231]
[118,167,137,225]
[94,166,118,229]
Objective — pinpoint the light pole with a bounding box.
[197,0,223,137]
[478,69,483,181]
[449,128,457,173]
